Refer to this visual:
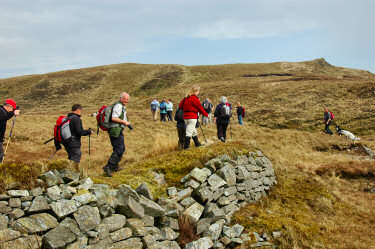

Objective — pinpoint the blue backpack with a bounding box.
[160,102,166,111]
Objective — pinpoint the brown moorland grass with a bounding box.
[0,59,374,248]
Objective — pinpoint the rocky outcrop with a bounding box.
[0,151,276,248]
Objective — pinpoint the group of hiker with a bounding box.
[150,99,174,122]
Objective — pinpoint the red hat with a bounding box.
[5,99,17,109]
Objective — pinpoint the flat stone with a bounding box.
[0,229,21,243]
[0,235,41,249]
[39,171,61,187]
[204,219,225,240]
[77,178,93,190]
[9,208,24,219]
[0,215,8,230]
[183,202,204,223]
[142,215,154,226]
[101,214,126,232]
[171,187,193,202]
[0,195,10,201]
[156,216,179,231]
[43,225,76,249]
[7,190,29,198]
[180,197,196,208]
[196,218,212,235]
[185,237,214,249]
[9,198,21,208]
[136,182,154,200]
[207,174,227,190]
[112,237,143,249]
[190,167,208,183]
[50,199,78,219]
[47,185,62,201]
[223,224,244,238]
[59,169,80,183]
[28,196,50,214]
[125,218,146,236]
[117,184,140,201]
[184,179,200,189]
[12,213,59,234]
[116,196,145,219]
[65,236,88,249]
[85,237,112,249]
[60,217,81,236]
[217,165,236,186]
[193,186,213,204]
[99,204,115,218]
[149,240,181,249]
[95,223,109,240]
[142,234,157,248]
[160,227,178,240]
[146,227,162,241]
[237,166,251,181]
[167,187,178,197]
[110,227,132,242]
[72,192,97,205]
[139,195,165,217]
[73,205,101,233]
[91,186,117,208]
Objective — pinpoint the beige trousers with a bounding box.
[184,119,198,137]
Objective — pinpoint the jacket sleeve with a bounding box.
[214,105,220,118]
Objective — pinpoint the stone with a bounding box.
[204,219,225,240]
[223,186,237,196]
[47,185,62,201]
[9,198,21,208]
[213,241,225,249]
[237,166,251,181]
[207,174,227,190]
[165,209,180,218]
[59,169,80,183]
[146,227,162,241]
[73,205,101,233]
[85,237,112,249]
[95,223,109,240]
[220,236,231,245]
[0,215,8,230]
[185,237,214,249]
[9,208,25,219]
[167,187,178,197]
[196,218,212,235]
[241,233,251,242]
[160,227,178,240]
[65,236,88,249]
[272,231,282,238]
[184,179,200,189]
[156,216,179,231]
[217,194,237,207]
[60,217,81,236]
[223,224,244,238]
[143,234,157,248]
[117,196,145,219]
[205,205,225,222]
[50,199,78,219]
[0,206,11,214]
[72,192,97,205]
[0,235,41,249]
[28,196,50,214]
[101,214,126,232]
[142,215,154,226]
[363,146,375,158]
[125,218,147,236]
[21,196,33,202]
[190,167,208,183]
[39,171,61,187]
[149,240,181,249]
[152,172,166,185]
[91,186,118,208]
[99,204,115,218]
[77,178,93,190]
[183,202,204,223]
[21,201,31,209]
[201,167,213,177]
[43,225,76,249]
[139,195,165,217]
[171,187,193,202]
[211,188,225,202]
[180,197,196,208]
[193,186,213,204]
[110,227,132,242]
[0,229,21,243]
[136,182,154,200]
[0,195,10,201]
[118,184,141,202]
[217,165,236,186]
[112,237,143,249]
[12,213,59,234]
[7,190,30,198]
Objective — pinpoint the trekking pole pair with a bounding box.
[2,116,16,163]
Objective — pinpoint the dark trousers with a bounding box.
[0,141,3,163]
[160,113,167,122]
[167,111,173,121]
[325,121,333,135]
[177,127,186,150]
[107,131,125,170]
[217,123,229,140]
[63,139,82,163]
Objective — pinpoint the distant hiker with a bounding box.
[178,85,208,149]
[0,99,20,163]
[103,92,131,177]
[214,96,232,142]
[236,102,245,125]
[63,104,92,175]
[159,99,167,122]
[150,98,159,121]
[174,106,186,150]
[208,99,213,124]
[166,99,174,121]
[201,98,213,126]
[324,107,334,135]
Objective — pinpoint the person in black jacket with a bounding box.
[214,96,232,143]
[0,99,20,163]
[63,104,92,173]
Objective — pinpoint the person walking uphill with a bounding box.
[150,98,159,121]
[166,99,174,121]
[214,96,232,142]
[103,92,131,177]
[159,100,167,122]
[179,85,208,149]
[236,102,245,125]
[63,104,92,174]
[324,107,334,135]
[0,99,20,163]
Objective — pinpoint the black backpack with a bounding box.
[203,101,211,112]
[175,98,185,121]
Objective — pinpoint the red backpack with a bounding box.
[54,116,72,143]
[242,107,246,118]
[330,112,334,120]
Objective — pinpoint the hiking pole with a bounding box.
[199,123,207,143]
[230,119,232,139]
[49,149,58,160]
[2,116,16,163]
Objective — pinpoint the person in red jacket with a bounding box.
[178,85,208,149]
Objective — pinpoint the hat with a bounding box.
[5,99,17,109]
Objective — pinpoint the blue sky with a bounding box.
[1,0,374,78]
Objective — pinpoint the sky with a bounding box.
[1,0,374,78]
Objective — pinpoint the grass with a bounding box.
[0,59,374,248]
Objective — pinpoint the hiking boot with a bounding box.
[184,137,191,150]
[192,136,202,147]
[102,165,112,177]
[220,137,225,143]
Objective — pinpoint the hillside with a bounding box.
[0,58,374,248]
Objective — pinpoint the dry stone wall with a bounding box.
[0,150,276,249]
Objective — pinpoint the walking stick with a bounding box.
[49,149,58,160]
[230,119,232,139]
[199,123,207,143]
[2,117,16,163]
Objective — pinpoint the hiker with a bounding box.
[166,99,174,121]
[159,99,167,122]
[214,96,232,142]
[0,99,20,163]
[324,107,334,135]
[150,98,159,121]
[63,104,92,174]
[236,102,245,125]
[103,92,131,177]
[201,98,213,126]
[178,85,208,149]
[174,106,186,150]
